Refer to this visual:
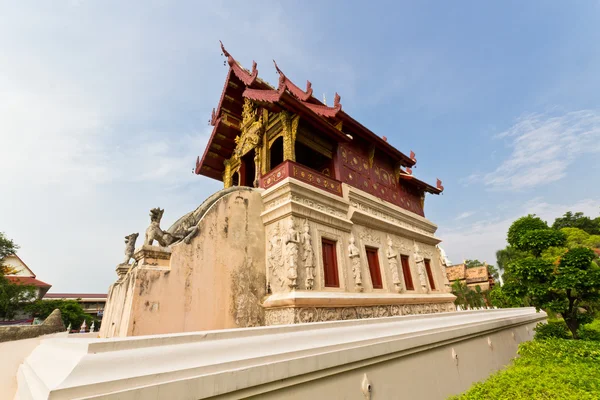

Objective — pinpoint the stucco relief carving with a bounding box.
[292,195,346,218]
[349,199,435,238]
[414,242,429,293]
[264,308,295,325]
[267,223,285,290]
[437,245,451,290]
[264,302,456,326]
[264,194,293,211]
[230,257,264,328]
[123,233,139,265]
[297,307,318,323]
[359,227,381,244]
[348,235,363,291]
[386,235,403,293]
[284,218,300,290]
[301,220,315,290]
[263,193,346,220]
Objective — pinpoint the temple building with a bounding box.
[446,263,496,292]
[100,43,455,338]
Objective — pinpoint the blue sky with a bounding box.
[2,1,600,292]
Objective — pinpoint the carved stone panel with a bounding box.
[267,222,286,292]
[263,302,457,326]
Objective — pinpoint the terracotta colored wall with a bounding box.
[337,142,425,216]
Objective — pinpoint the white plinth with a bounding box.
[17,308,545,400]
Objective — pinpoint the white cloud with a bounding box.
[455,211,476,221]
[439,198,600,267]
[478,110,600,190]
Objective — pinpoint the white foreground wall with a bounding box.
[16,308,545,400]
[0,331,67,400]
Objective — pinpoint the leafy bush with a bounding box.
[534,321,571,340]
[450,339,600,399]
[578,321,600,341]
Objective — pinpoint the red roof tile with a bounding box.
[6,276,51,288]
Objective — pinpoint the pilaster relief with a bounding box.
[386,235,403,293]
[284,218,300,290]
[414,242,429,293]
[263,302,456,325]
[267,222,285,291]
[279,111,300,162]
[348,235,363,291]
[301,220,315,290]
[437,245,451,290]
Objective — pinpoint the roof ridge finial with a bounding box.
[219,40,230,58]
[273,59,284,76]
[334,92,341,109]
[323,93,327,105]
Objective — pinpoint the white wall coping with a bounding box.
[17,308,546,400]
[262,290,456,307]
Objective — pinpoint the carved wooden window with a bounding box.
[400,255,414,290]
[322,238,339,288]
[425,259,436,290]
[365,247,383,289]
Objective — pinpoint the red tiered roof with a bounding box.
[6,276,51,288]
[196,42,442,195]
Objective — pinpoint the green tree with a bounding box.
[463,259,500,281]
[496,246,526,272]
[0,233,36,320]
[464,259,483,268]
[0,232,19,266]
[25,299,93,330]
[552,211,600,235]
[562,227,591,248]
[488,285,527,308]
[0,274,36,320]
[451,280,488,309]
[503,215,600,339]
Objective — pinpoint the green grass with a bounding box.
[449,339,600,400]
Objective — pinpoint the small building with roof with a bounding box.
[43,293,107,319]
[2,254,52,299]
[446,263,495,291]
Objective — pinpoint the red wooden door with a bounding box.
[365,247,383,289]
[401,255,414,290]
[322,239,339,287]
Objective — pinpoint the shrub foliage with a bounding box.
[450,339,600,399]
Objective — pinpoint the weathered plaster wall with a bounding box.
[100,189,265,338]
[0,309,65,343]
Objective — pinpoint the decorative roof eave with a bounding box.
[196,118,222,176]
[273,60,313,101]
[220,41,258,86]
[399,173,443,195]
[302,93,342,118]
[241,88,350,143]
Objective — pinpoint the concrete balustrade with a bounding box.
[16,308,545,400]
